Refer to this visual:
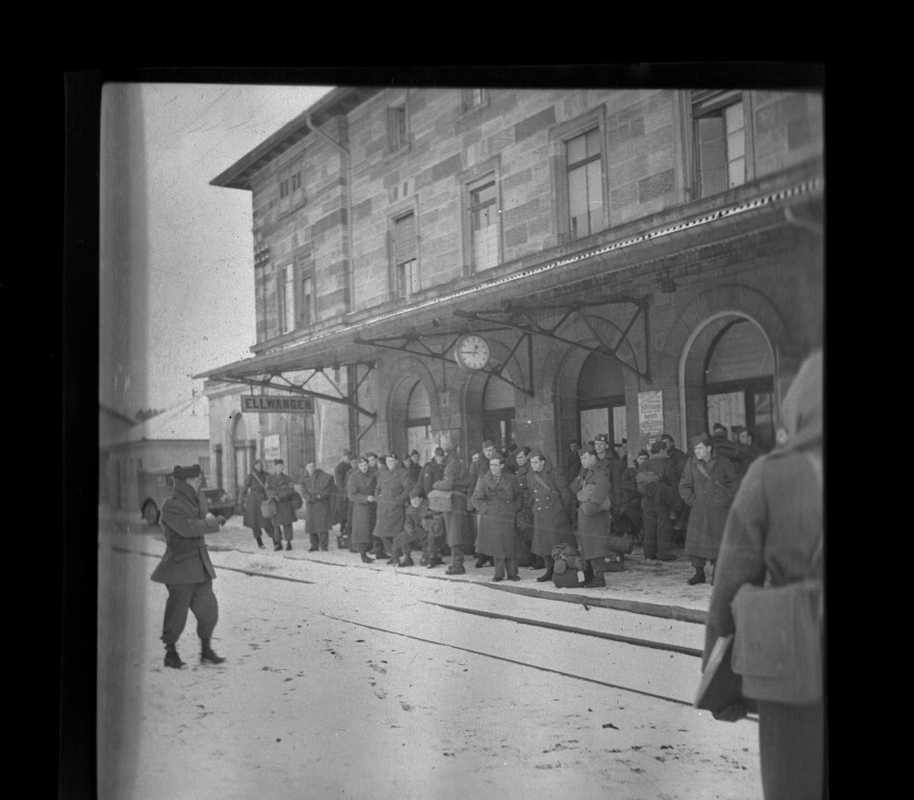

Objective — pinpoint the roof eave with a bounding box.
[209,86,382,191]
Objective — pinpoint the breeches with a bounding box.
[162,580,218,645]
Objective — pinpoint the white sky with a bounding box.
[137,83,332,413]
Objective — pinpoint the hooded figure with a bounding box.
[702,350,824,800]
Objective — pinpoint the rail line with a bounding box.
[320,612,699,709]
[111,543,755,720]
[422,601,703,658]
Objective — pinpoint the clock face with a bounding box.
[455,335,490,370]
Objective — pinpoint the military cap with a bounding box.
[689,433,711,449]
[171,464,201,480]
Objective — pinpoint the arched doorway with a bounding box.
[482,375,515,451]
[577,351,627,446]
[405,380,434,461]
[681,313,777,451]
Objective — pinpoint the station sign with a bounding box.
[242,395,314,414]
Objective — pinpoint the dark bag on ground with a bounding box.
[551,544,585,588]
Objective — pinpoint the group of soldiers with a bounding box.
[149,422,764,668]
[237,421,764,588]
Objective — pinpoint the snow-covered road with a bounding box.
[98,531,761,799]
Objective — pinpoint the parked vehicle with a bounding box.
[138,468,235,526]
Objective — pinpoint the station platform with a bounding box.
[100,509,715,626]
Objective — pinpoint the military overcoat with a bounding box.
[302,469,334,533]
[267,472,297,526]
[242,469,271,529]
[529,466,574,556]
[572,467,613,559]
[432,455,472,547]
[472,471,520,558]
[347,468,377,546]
[679,455,738,560]
[372,465,411,540]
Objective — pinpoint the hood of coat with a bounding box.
[173,478,201,506]
[781,349,822,452]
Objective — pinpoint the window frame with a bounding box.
[461,88,489,114]
[549,106,609,245]
[387,199,421,301]
[458,156,503,276]
[277,264,296,335]
[686,90,756,200]
[295,260,315,330]
[386,103,410,157]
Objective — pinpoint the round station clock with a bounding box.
[454,334,491,370]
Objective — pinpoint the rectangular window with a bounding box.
[462,88,487,112]
[277,266,295,335]
[470,180,499,270]
[299,274,313,328]
[566,128,604,239]
[280,179,289,198]
[388,106,407,152]
[693,92,747,197]
[393,213,418,299]
[291,172,301,191]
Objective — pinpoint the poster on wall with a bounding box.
[263,434,281,461]
[637,390,664,439]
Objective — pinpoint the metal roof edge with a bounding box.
[209,87,379,190]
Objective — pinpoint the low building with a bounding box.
[200,86,823,481]
[99,396,212,521]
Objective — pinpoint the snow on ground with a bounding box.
[98,522,761,799]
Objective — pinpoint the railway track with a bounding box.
[111,542,755,718]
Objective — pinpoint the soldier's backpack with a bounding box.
[551,544,585,588]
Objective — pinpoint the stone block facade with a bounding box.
[205,86,823,480]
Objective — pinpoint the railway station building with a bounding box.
[199,86,823,495]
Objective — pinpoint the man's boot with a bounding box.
[475,555,493,568]
[399,552,415,567]
[285,541,292,551]
[164,643,184,669]
[200,638,226,665]
[359,544,374,563]
[319,532,329,551]
[309,533,320,552]
[687,568,706,585]
[254,533,264,549]
[536,557,554,582]
[274,542,283,551]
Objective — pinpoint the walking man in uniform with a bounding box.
[150,464,226,669]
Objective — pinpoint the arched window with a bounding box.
[577,352,627,446]
[405,381,433,461]
[704,319,775,450]
[482,376,515,451]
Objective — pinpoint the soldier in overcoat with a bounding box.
[679,433,738,585]
[472,452,521,581]
[638,441,678,561]
[469,441,497,567]
[570,445,613,587]
[512,447,541,569]
[432,448,472,575]
[267,459,297,551]
[333,450,353,545]
[302,462,334,551]
[241,459,272,548]
[594,433,625,511]
[347,456,378,562]
[150,464,226,668]
[373,454,412,564]
[419,448,447,566]
[528,450,574,582]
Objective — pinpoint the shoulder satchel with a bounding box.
[730,451,823,705]
[255,473,277,519]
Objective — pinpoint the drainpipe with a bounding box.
[305,111,354,314]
